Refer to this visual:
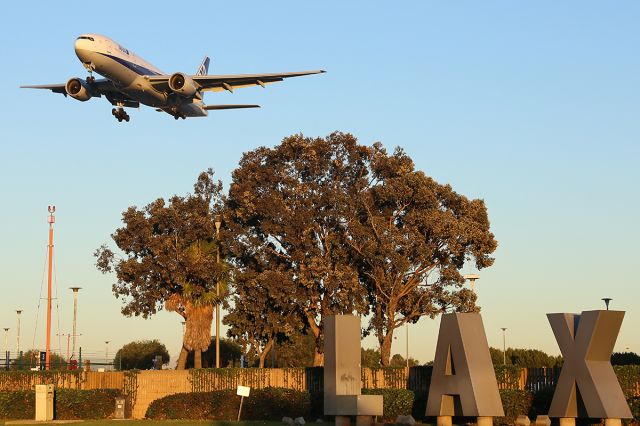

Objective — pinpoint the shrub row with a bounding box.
[146,387,415,420]
[0,389,120,420]
[146,387,314,420]
[147,385,640,423]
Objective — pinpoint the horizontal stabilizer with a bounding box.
[203,104,260,110]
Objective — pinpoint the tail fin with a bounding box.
[196,56,210,76]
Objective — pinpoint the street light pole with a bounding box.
[105,341,110,365]
[405,322,409,369]
[15,311,22,355]
[70,287,81,359]
[3,328,9,354]
[215,214,222,369]
[501,328,507,365]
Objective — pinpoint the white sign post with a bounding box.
[237,385,251,421]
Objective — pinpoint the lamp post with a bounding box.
[15,311,22,355]
[602,298,612,310]
[70,287,81,359]
[463,273,479,292]
[215,214,222,369]
[501,327,507,365]
[3,328,8,353]
[105,341,110,364]
[405,322,409,369]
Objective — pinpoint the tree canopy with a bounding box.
[489,347,563,367]
[224,132,497,366]
[224,133,372,365]
[95,169,226,369]
[113,339,170,370]
[611,351,640,365]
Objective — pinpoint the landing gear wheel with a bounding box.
[87,76,95,84]
[113,107,130,122]
[174,115,179,120]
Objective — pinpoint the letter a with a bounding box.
[426,313,504,418]
[547,310,632,419]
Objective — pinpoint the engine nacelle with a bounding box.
[65,78,92,101]
[168,72,197,97]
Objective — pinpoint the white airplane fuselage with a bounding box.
[75,34,207,116]
[23,34,324,122]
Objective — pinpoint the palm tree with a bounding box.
[167,238,229,370]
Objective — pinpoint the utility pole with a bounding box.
[215,214,222,369]
[15,310,22,355]
[3,328,8,369]
[46,206,56,370]
[501,327,507,365]
[105,341,110,364]
[69,287,81,359]
[405,322,409,369]
[3,328,9,353]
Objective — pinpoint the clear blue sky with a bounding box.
[1,1,638,365]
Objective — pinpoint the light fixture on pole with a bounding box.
[69,287,81,359]
[3,328,9,354]
[215,213,222,369]
[463,273,479,292]
[105,341,110,364]
[501,327,507,365]
[602,298,612,310]
[15,311,22,355]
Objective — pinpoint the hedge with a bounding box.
[0,389,120,420]
[147,387,415,420]
[146,387,312,420]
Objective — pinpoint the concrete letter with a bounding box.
[547,310,632,419]
[426,312,504,417]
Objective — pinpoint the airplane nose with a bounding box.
[74,39,89,61]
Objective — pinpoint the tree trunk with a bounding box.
[176,346,189,370]
[380,330,393,366]
[313,349,324,366]
[258,339,273,368]
[194,349,202,369]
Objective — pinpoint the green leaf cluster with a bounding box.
[0,389,120,420]
[113,339,170,370]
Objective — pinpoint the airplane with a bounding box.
[21,34,325,122]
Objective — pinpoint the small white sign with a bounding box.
[237,385,250,397]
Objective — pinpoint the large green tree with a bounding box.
[113,339,170,370]
[345,144,497,365]
[224,133,372,366]
[224,269,301,368]
[95,170,226,370]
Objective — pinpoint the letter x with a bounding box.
[547,310,631,419]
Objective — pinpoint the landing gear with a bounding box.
[171,107,186,120]
[112,107,130,122]
[87,75,95,84]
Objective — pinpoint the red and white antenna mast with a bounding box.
[45,205,55,370]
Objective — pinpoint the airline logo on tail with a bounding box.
[197,57,210,76]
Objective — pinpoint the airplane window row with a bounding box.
[77,36,95,41]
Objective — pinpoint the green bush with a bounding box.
[0,389,119,420]
[362,388,414,420]
[146,387,311,420]
[0,390,34,419]
[496,389,533,426]
[55,389,120,419]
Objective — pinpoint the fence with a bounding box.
[0,366,638,419]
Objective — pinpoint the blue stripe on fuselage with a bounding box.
[97,52,161,76]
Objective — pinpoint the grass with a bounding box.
[1,422,285,426]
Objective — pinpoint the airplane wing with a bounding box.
[203,104,260,110]
[147,70,325,93]
[21,79,117,96]
[21,79,140,107]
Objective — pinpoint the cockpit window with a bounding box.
[77,36,94,41]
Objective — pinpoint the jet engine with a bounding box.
[168,72,198,97]
[65,78,92,101]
